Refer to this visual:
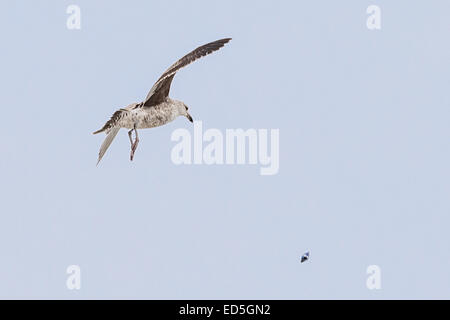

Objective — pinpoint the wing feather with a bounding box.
[143,38,231,107]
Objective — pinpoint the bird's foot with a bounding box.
[130,138,139,161]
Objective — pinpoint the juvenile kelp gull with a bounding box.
[93,38,231,164]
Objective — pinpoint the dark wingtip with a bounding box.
[220,38,232,44]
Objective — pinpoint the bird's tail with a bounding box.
[96,127,120,165]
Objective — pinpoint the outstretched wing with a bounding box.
[96,127,120,165]
[143,38,231,107]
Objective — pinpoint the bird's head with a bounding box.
[176,101,193,123]
[184,104,193,123]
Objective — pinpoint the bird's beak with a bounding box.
[186,113,193,123]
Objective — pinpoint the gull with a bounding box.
[93,38,231,164]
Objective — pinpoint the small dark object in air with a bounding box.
[301,252,310,263]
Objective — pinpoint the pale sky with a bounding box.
[0,0,449,299]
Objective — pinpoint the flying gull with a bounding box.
[93,38,231,164]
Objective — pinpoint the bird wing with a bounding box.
[96,127,120,165]
[143,38,231,107]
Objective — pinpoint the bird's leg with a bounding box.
[130,125,139,161]
[128,129,134,146]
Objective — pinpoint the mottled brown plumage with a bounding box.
[93,38,231,164]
